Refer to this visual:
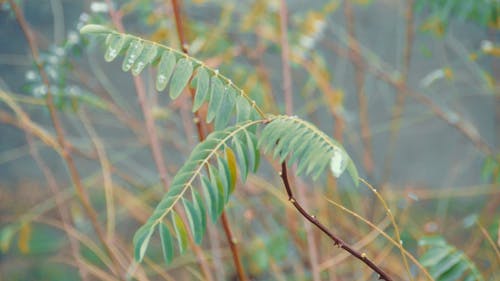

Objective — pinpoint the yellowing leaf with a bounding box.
[225,146,237,192]
[18,223,31,254]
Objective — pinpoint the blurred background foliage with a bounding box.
[0,0,498,280]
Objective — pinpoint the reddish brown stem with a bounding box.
[280,163,393,281]
[169,0,247,280]
[279,0,293,115]
[8,0,122,275]
[105,0,172,190]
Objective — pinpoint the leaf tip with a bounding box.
[79,24,112,35]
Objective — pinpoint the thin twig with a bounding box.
[279,162,393,281]
[383,0,415,183]
[169,0,246,280]
[104,0,172,190]
[25,133,89,281]
[279,0,293,115]
[102,1,213,279]
[7,1,122,275]
[279,2,321,280]
[344,1,374,177]
[325,37,494,156]
[79,111,115,242]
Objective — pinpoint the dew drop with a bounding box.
[329,146,347,178]
[158,75,167,84]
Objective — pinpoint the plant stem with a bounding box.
[169,1,247,280]
[382,0,415,183]
[325,37,494,156]
[279,2,321,280]
[104,0,172,190]
[279,162,393,281]
[344,1,374,178]
[279,0,293,115]
[102,1,214,279]
[25,133,90,281]
[8,0,122,275]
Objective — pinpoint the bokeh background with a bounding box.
[0,0,498,280]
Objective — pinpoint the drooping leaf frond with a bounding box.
[79,24,264,127]
[418,236,484,281]
[259,115,359,185]
[132,120,262,263]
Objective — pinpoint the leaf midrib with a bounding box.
[150,119,264,228]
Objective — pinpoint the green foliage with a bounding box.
[132,120,261,263]
[80,24,262,127]
[259,115,358,185]
[418,236,484,281]
[415,0,498,35]
[482,155,500,183]
[80,25,360,265]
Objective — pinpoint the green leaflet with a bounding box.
[207,76,225,123]
[133,224,155,262]
[159,223,174,264]
[232,134,249,182]
[192,67,210,112]
[171,211,188,254]
[122,40,144,72]
[156,51,177,92]
[0,225,16,253]
[209,164,226,218]
[182,197,203,244]
[418,236,484,281]
[235,95,251,124]
[201,175,218,222]
[81,24,264,126]
[129,120,260,263]
[169,58,193,99]
[104,34,130,62]
[214,87,236,131]
[80,24,113,35]
[132,44,158,76]
[244,130,260,173]
[259,116,358,184]
[192,189,207,243]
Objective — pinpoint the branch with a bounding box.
[344,1,374,177]
[170,1,246,280]
[7,0,122,275]
[279,162,393,281]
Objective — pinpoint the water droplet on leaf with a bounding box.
[329,146,347,178]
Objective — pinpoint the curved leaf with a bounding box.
[171,211,188,254]
[156,51,177,92]
[80,24,265,123]
[169,58,193,99]
[159,223,174,264]
[418,236,484,281]
[131,120,262,262]
[192,67,210,112]
[259,115,358,185]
